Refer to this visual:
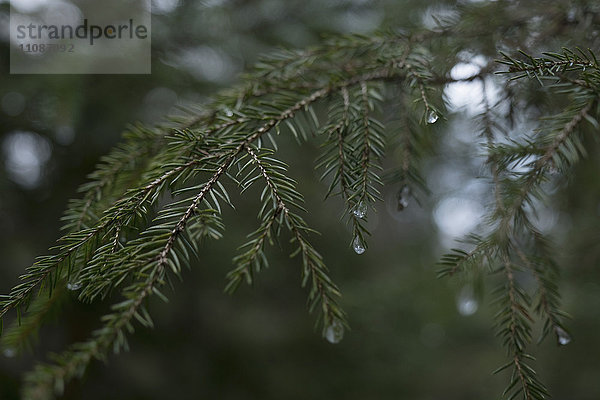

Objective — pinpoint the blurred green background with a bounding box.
[1,0,600,398]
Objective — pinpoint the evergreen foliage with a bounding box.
[2,2,600,399]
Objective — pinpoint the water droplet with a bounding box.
[67,281,82,291]
[569,62,574,67]
[555,326,571,346]
[426,110,439,124]
[456,286,478,316]
[2,348,16,358]
[352,201,367,219]
[352,236,365,255]
[224,108,234,117]
[397,185,410,211]
[324,320,344,344]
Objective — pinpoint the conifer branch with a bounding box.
[63,127,163,232]
[514,238,569,345]
[317,87,353,200]
[15,62,414,398]
[494,256,549,400]
[0,285,66,356]
[440,48,600,399]
[23,156,230,398]
[228,145,344,331]
[2,21,598,398]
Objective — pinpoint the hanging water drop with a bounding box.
[397,185,410,211]
[456,286,478,316]
[352,201,367,219]
[352,236,365,255]
[426,110,439,124]
[2,348,16,358]
[324,320,344,344]
[67,281,82,291]
[224,107,234,117]
[555,326,571,346]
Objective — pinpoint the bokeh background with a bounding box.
[1,0,600,398]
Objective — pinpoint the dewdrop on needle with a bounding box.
[353,201,367,219]
[353,236,365,255]
[324,320,344,344]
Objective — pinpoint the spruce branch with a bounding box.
[22,160,229,398]
[228,145,345,333]
[514,238,570,345]
[0,285,67,356]
[492,99,593,235]
[2,25,598,399]
[440,48,600,399]
[13,60,415,398]
[437,236,492,278]
[498,48,599,81]
[493,256,549,400]
[0,130,216,328]
[62,126,164,233]
[316,87,353,200]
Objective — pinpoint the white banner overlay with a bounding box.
[10,0,151,74]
